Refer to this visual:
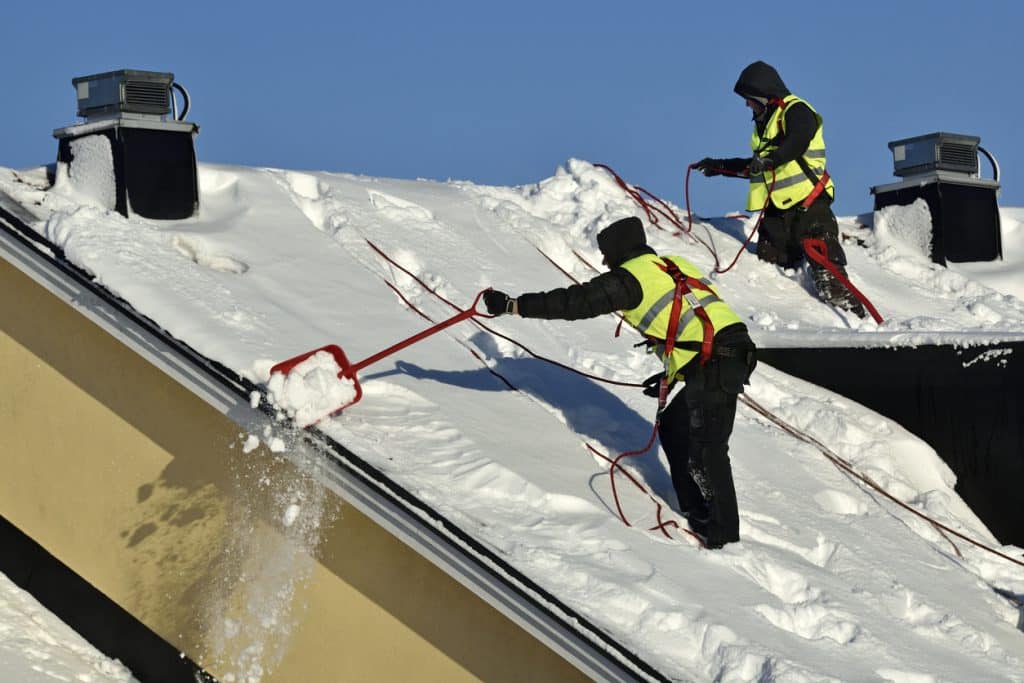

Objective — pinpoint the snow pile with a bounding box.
[874,197,933,261]
[0,159,1022,681]
[60,134,117,211]
[0,571,135,682]
[263,351,358,427]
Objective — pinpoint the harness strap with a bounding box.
[754,97,791,154]
[800,170,830,209]
[658,261,715,368]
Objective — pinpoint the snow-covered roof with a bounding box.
[1,158,1022,681]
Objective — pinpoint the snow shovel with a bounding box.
[269,289,494,423]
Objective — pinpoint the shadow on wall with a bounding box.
[121,437,338,679]
[123,413,587,682]
[1,252,343,677]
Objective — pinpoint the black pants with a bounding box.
[756,197,865,312]
[658,352,752,548]
[756,197,846,270]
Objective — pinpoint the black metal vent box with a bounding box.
[73,70,174,120]
[888,132,980,177]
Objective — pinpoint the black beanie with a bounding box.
[597,217,648,267]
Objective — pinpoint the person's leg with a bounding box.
[756,212,802,269]
[658,378,709,530]
[684,361,741,548]
[799,203,866,316]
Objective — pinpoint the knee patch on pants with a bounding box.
[688,457,713,501]
[688,405,704,431]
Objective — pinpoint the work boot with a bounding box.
[686,513,710,540]
[703,523,740,550]
[834,291,867,319]
[811,264,866,318]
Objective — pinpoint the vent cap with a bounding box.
[72,69,174,120]
[888,132,980,177]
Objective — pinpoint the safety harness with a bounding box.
[659,260,715,363]
[750,99,882,321]
[651,259,715,411]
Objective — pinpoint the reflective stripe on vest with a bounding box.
[635,275,719,332]
[747,94,835,211]
[620,254,743,380]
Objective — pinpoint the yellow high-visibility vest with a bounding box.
[747,94,834,211]
[620,253,743,380]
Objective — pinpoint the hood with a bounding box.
[597,217,655,268]
[733,61,789,102]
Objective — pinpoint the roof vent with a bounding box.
[888,132,980,177]
[73,70,174,121]
[54,68,199,220]
[873,132,1001,265]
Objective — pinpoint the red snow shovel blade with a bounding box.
[269,344,364,419]
[269,290,492,425]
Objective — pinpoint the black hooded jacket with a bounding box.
[724,61,820,172]
[515,218,752,368]
[517,218,648,320]
[733,60,789,104]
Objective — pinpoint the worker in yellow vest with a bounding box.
[696,61,865,317]
[484,217,756,549]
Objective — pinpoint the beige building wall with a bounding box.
[0,256,588,682]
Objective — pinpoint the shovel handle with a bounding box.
[346,289,494,376]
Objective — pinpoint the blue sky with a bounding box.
[4,2,1020,217]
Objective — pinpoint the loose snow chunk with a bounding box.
[266,351,357,426]
[283,504,301,527]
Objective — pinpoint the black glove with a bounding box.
[642,372,673,398]
[748,156,774,176]
[695,157,725,177]
[484,290,516,316]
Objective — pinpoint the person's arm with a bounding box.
[516,269,643,320]
[696,157,752,177]
[766,102,818,166]
[719,157,754,174]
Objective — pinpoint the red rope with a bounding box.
[585,434,697,541]
[739,394,1024,568]
[593,163,688,234]
[802,238,884,323]
[607,428,676,538]
[365,238,1021,568]
[367,239,641,388]
[594,162,769,275]
[540,243,1022,569]
[380,279,517,391]
[600,162,883,321]
[685,163,769,274]
[529,242,700,542]
[366,238,696,544]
